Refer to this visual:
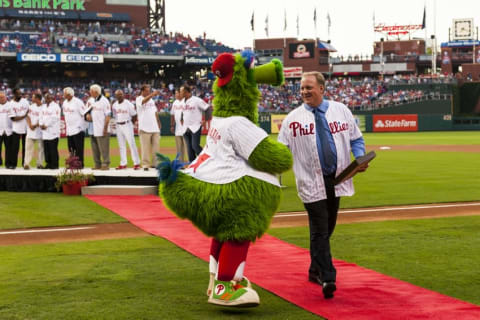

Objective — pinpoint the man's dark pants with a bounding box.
[0,133,12,166]
[67,131,85,168]
[183,127,202,162]
[304,174,340,283]
[8,132,26,168]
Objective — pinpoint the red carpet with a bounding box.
[87,195,480,320]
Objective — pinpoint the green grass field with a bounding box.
[1,216,478,319]
[0,237,320,320]
[2,131,480,229]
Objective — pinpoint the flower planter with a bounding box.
[62,180,88,196]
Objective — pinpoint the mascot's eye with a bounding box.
[215,70,222,77]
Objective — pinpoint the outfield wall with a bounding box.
[154,98,480,135]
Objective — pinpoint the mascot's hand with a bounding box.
[156,153,186,185]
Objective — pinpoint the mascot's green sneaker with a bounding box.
[207,274,252,296]
[208,279,260,307]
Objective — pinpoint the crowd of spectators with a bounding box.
[0,75,451,115]
[0,18,235,56]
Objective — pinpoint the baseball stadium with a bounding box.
[1,1,480,319]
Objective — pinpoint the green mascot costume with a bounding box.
[158,51,293,307]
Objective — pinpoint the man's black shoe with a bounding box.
[322,281,336,299]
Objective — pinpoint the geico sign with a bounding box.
[61,54,103,63]
[20,54,57,62]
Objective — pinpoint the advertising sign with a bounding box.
[0,0,85,10]
[284,67,303,78]
[184,56,215,65]
[373,114,418,132]
[17,53,60,62]
[289,42,314,59]
[17,53,103,63]
[270,114,287,134]
[60,54,104,63]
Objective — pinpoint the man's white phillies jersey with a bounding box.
[88,96,111,137]
[278,101,363,203]
[26,104,44,139]
[62,96,87,136]
[183,116,280,186]
[135,96,160,133]
[112,99,136,123]
[40,102,61,140]
[0,102,12,136]
[170,99,186,136]
[183,96,209,133]
[8,98,29,134]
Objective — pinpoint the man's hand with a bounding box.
[357,163,369,173]
[86,114,92,122]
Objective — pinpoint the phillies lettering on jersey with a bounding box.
[207,127,221,144]
[289,121,314,137]
[329,121,349,134]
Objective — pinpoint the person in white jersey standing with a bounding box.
[135,84,161,171]
[24,93,45,169]
[169,89,187,162]
[0,91,13,168]
[7,88,29,169]
[180,85,210,162]
[278,71,367,299]
[62,87,88,168]
[112,89,140,170]
[85,84,111,170]
[40,93,61,169]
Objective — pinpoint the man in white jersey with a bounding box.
[180,85,210,162]
[112,89,140,170]
[169,89,187,163]
[135,84,161,171]
[278,71,367,299]
[0,91,13,168]
[62,87,88,168]
[24,93,45,169]
[7,88,29,169]
[85,84,111,170]
[40,93,61,169]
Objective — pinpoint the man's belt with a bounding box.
[117,121,129,125]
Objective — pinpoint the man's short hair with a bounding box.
[64,87,74,96]
[34,93,42,101]
[140,84,150,93]
[181,85,191,93]
[90,84,102,95]
[302,71,326,87]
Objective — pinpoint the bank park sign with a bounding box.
[0,0,85,10]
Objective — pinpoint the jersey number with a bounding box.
[188,153,211,173]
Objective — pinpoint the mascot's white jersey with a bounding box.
[183,116,280,186]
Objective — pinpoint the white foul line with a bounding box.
[274,202,480,218]
[0,226,96,235]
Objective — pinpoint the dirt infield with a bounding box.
[2,202,480,246]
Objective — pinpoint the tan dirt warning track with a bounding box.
[1,202,480,246]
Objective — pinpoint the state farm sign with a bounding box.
[373,114,418,132]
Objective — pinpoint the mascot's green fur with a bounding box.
[159,53,292,242]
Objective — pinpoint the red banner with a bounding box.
[373,114,418,132]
